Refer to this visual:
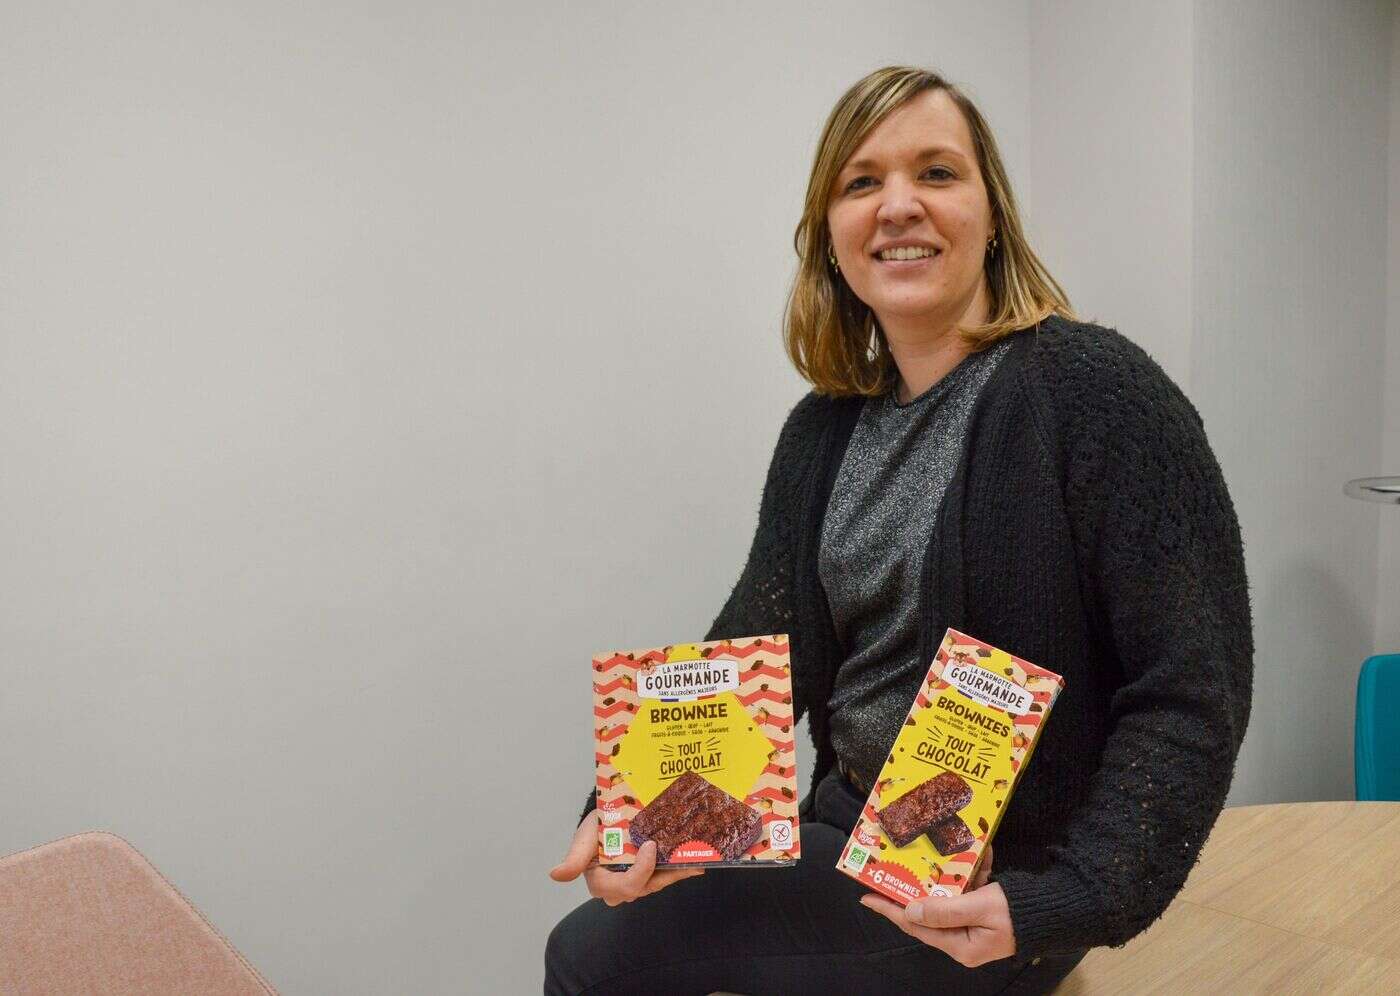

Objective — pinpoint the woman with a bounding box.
[546,66,1253,995]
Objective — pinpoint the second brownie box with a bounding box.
[835,628,1063,905]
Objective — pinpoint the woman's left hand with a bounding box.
[858,844,1017,968]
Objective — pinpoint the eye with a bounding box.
[843,165,954,192]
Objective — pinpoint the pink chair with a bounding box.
[0,831,277,995]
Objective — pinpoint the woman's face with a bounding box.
[826,89,995,333]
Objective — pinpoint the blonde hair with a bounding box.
[785,66,1078,397]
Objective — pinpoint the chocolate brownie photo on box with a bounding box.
[875,770,974,848]
[629,771,763,863]
[927,814,976,856]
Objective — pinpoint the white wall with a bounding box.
[0,2,1032,993]
[1029,0,1394,805]
[1027,0,1195,385]
[1190,0,1392,803]
[1381,3,1400,654]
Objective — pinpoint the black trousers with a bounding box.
[544,769,1087,995]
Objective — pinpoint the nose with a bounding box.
[875,174,926,227]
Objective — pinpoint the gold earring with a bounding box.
[827,246,839,272]
[986,232,999,255]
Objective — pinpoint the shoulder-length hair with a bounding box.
[786,66,1078,397]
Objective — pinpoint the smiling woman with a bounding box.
[788,70,1074,402]
[832,99,996,403]
[546,64,1252,996]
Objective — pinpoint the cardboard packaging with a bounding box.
[836,628,1063,904]
[592,635,801,868]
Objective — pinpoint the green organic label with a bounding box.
[603,829,623,857]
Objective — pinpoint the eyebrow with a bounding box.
[841,145,967,174]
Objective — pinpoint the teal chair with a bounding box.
[1355,654,1400,801]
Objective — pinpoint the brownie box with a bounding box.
[836,628,1063,905]
[592,635,801,869]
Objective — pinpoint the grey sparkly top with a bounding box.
[819,337,1013,786]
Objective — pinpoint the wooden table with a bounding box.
[1056,801,1400,994]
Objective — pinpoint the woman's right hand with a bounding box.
[548,809,705,906]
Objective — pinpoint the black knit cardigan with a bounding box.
[580,315,1254,959]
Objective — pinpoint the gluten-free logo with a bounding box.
[770,819,793,850]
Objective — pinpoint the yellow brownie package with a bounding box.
[591,635,801,869]
[836,628,1063,905]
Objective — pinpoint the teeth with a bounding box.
[878,246,936,261]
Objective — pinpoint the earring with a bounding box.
[986,232,999,255]
[827,246,839,272]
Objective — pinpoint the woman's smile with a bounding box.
[873,249,941,271]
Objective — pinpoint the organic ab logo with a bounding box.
[602,829,623,857]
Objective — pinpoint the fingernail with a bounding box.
[907,902,924,919]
